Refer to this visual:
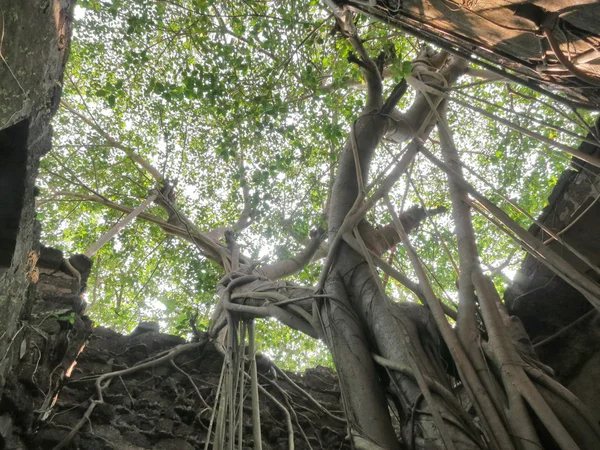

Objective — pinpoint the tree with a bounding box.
[40,0,600,448]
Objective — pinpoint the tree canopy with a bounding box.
[40,0,596,376]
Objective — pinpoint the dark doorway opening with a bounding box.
[0,120,30,268]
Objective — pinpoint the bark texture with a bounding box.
[344,0,600,108]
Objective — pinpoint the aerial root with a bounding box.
[170,359,212,411]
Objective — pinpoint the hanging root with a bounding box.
[170,359,212,412]
[432,109,600,450]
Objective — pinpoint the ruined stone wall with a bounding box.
[0,0,76,396]
[28,328,349,450]
[1,250,349,450]
[0,248,93,449]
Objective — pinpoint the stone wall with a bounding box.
[1,248,93,449]
[0,0,76,396]
[27,327,349,450]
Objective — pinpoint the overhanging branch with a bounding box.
[361,205,447,256]
[51,191,228,263]
[259,229,326,280]
[60,101,164,181]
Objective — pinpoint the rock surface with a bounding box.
[24,326,349,449]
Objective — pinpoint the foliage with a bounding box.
[40,0,594,371]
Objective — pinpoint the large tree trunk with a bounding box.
[306,6,600,447]
[315,21,482,443]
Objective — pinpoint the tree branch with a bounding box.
[385,52,468,143]
[258,229,325,280]
[361,205,447,256]
[51,191,228,263]
[341,233,457,321]
[382,197,514,450]
[84,192,158,257]
[60,101,164,181]
[233,155,252,231]
[422,147,600,311]
[327,3,382,110]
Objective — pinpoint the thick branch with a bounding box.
[362,205,447,256]
[259,229,325,280]
[84,193,158,257]
[214,276,319,339]
[341,233,458,320]
[385,53,468,143]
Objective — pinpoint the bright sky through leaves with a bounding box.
[39,0,595,370]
